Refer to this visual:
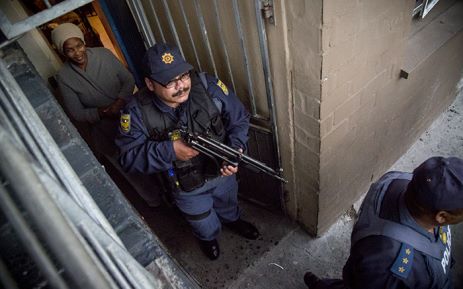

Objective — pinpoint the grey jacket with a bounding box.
[56,47,135,123]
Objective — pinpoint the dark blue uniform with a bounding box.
[116,73,250,240]
[313,172,454,289]
[116,74,249,173]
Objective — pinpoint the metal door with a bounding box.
[126,0,284,212]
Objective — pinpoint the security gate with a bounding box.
[126,0,284,212]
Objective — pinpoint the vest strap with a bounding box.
[352,172,444,259]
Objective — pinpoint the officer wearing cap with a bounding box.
[304,156,463,289]
[116,43,259,260]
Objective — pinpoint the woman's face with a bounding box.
[63,37,87,68]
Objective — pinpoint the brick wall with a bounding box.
[284,0,323,233]
[316,0,463,233]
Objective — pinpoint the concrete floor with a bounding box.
[119,79,463,289]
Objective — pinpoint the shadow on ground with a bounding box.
[104,161,298,289]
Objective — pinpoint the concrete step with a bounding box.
[6,43,157,266]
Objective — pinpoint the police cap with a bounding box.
[409,156,463,211]
[143,43,193,86]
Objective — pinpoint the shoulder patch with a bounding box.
[390,243,414,279]
[120,113,131,133]
[439,225,449,245]
[216,79,229,96]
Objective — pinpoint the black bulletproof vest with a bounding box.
[349,171,452,288]
[137,73,225,141]
[137,73,225,191]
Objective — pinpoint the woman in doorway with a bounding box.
[52,23,162,207]
[52,22,132,153]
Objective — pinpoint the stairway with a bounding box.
[0,42,198,288]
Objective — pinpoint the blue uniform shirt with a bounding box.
[115,73,250,175]
[342,179,453,289]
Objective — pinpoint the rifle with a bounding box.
[178,129,288,183]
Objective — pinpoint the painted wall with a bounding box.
[317,0,463,233]
[281,0,323,233]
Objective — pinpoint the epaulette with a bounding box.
[390,243,414,279]
[216,79,229,96]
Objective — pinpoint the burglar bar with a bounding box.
[0,183,70,289]
[161,0,185,57]
[177,0,203,70]
[0,59,161,288]
[147,0,166,43]
[232,0,258,116]
[126,0,156,48]
[0,0,93,39]
[193,0,218,77]
[0,59,120,243]
[0,130,114,289]
[213,0,237,92]
[255,0,285,207]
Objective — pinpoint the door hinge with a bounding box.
[261,0,275,25]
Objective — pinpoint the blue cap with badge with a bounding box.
[143,43,193,86]
[409,156,463,211]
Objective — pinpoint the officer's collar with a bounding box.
[398,191,437,242]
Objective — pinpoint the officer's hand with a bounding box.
[220,163,238,176]
[173,140,199,161]
[107,98,126,117]
[220,148,242,176]
[97,106,110,119]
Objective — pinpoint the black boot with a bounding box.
[224,218,260,240]
[199,239,220,260]
[304,272,321,288]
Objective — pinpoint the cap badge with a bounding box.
[162,52,174,64]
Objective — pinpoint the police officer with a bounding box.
[116,43,259,260]
[304,156,463,289]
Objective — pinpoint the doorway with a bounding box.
[9,1,294,288]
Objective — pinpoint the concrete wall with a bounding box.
[316,0,463,233]
[282,0,323,233]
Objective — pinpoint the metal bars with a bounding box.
[0,130,113,289]
[147,0,166,42]
[0,57,159,288]
[0,58,121,245]
[177,0,202,70]
[213,0,236,92]
[125,0,281,147]
[232,0,257,116]
[126,0,250,105]
[161,0,184,57]
[0,0,92,39]
[192,0,218,77]
[254,0,284,207]
[0,182,70,289]
[126,0,156,48]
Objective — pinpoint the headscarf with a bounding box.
[51,23,85,55]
